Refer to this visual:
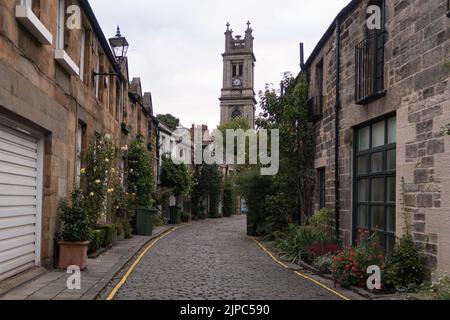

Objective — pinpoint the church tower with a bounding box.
[219,21,256,127]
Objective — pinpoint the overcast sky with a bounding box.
[90,0,350,129]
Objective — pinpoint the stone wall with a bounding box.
[307,0,450,274]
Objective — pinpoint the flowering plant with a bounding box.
[331,230,384,288]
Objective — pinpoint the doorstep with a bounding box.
[0,225,174,300]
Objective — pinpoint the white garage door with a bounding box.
[0,121,42,281]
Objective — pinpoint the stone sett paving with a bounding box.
[112,215,342,300]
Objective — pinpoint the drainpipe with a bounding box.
[334,19,341,242]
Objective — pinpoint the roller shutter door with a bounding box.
[0,122,42,281]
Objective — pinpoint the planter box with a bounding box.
[58,241,89,270]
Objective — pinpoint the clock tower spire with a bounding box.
[219,21,256,127]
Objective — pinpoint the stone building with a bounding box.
[219,22,256,127]
[303,0,450,275]
[0,0,158,281]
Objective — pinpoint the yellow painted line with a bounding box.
[252,237,350,301]
[106,225,184,300]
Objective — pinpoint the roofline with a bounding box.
[303,0,359,69]
[79,0,126,82]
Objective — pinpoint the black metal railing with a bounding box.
[355,32,386,104]
[308,95,324,121]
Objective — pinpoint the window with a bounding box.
[309,59,324,121]
[231,108,243,119]
[80,28,86,82]
[232,63,243,77]
[355,0,386,104]
[115,80,123,122]
[16,0,52,45]
[75,122,86,185]
[354,115,396,250]
[56,0,65,50]
[318,168,326,209]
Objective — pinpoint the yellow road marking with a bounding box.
[252,237,351,301]
[106,226,184,300]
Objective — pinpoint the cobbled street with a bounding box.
[111,216,342,300]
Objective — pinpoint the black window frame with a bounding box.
[353,113,397,251]
[355,0,387,105]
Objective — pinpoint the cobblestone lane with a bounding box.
[112,215,341,300]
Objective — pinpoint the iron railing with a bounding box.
[308,95,324,122]
[355,32,386,104]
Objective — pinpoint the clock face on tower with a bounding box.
[232,78,242,87]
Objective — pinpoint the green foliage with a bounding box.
[157,114,180,131]
[313,253,335,274]
[257,72,315,227]
[222,179,234,218]
[236,166,273,235]
[275,224,334,264]
[383,234,425,292]
[190,164,222,219]
[332,231,384,288]
[96,224,117,248]
[58,189,92,242]
[160,154,191,197]
[432,276,450,300]
[82,134,117,227]
[89,229,106,253]
[127,140,155,207]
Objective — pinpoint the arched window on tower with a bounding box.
[231,109,243,120]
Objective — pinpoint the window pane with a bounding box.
[387,149,396,171]
[386,235,396,252]
[358,205,369,228]
[358,179,369,202]
[357,155,369,175]
[371,152,383,173]
[388,117,397,144]
[371,178,385,202]
[371,206,386,230]
[372,121,385,148]
[387,177,396,203]
[358,126,370,151]
[387,206,396,232]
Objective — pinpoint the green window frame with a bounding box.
[353,114,397,250]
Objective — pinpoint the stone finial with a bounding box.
[246,21,251,30]
[226,22,230,31]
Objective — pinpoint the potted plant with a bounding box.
[58,189,92,270]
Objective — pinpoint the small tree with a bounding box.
[222,177,235,217]
[127,140,155,208]
[160,154,191,200]
[157,114,180,131]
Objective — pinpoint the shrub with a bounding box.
[96,224,117,248]
[332,231,384,288]
[89,229,106,253]
[307,242,339,258]
[275,224,334,264]
[127,140,155,207]
[313,253,334,274]
[433,276,450,300]
[383,234,425,292]
[222,181,234,218]
[58,189,92,242]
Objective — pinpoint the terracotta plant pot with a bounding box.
[58,241,90,270]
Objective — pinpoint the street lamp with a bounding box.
[109,26,129,60]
